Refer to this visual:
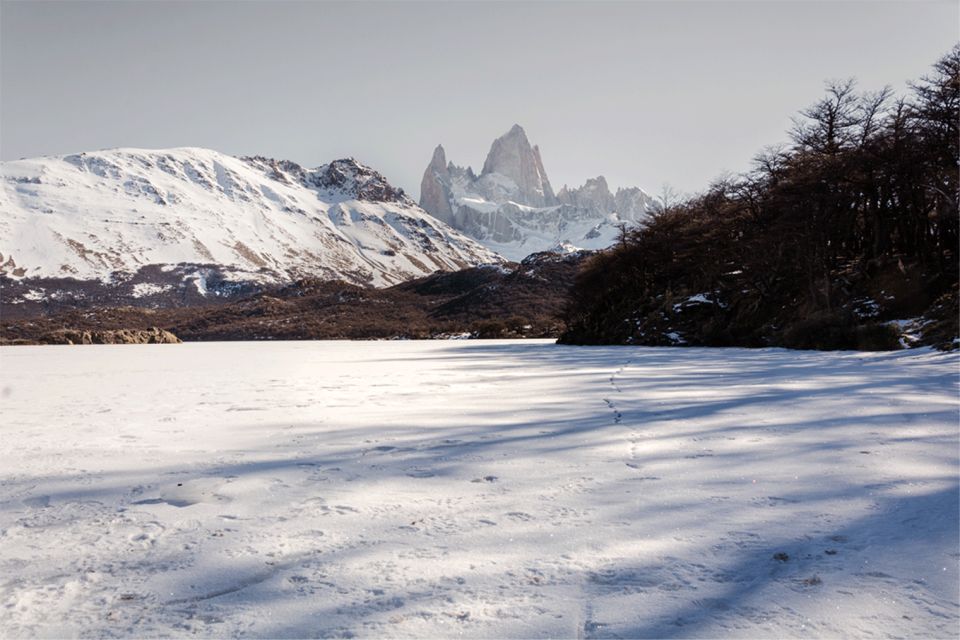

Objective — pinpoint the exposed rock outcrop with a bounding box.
[419,145,454,225]
[418,125,655,260]
[557,177,616,217]
[38,327,182,345]
[479,124,556,207]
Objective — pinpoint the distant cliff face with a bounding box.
[479,124,556,208]
[419,125,655,260]
[420,145,455,225]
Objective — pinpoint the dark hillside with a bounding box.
[1,252,590,344]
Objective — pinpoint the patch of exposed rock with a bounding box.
[38,327,181,345]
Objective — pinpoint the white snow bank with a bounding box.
[0,342,957,637]
[131,282,173,297]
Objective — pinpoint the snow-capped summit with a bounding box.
[0,147,502,307]
[419,125,655,260]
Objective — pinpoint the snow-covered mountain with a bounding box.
[419,125,656,260]
[0,147,501,306]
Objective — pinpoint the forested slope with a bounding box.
[561,47,959,350]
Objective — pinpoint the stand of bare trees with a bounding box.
[561,47,959,350]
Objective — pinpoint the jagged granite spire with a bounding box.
[416,125,655,260]
[557,176,615,216]
[419,144,454,224]
[481,124,556,207]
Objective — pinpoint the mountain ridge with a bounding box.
[1,146,503,308]
[419,125,656,260]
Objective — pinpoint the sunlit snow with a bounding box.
[1,341,957,637]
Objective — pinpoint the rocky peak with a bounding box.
[427,145,449,177]
[244,155,408,203]
[480,124,527,176]
[415,125,654,259]
[480,125,556,207]
[583,176,611,193]
[312,158,409,204]
[614,186,656,222]
[557,175,615,215]
[242,155,308,186]
[419,145,455,224]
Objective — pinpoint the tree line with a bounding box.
[561,47,959,350]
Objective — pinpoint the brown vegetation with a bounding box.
[561,47,959,351]
[1,252,588,344]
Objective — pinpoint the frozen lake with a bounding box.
[1,340,957,638]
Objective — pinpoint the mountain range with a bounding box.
[419,124,656,260]
[1,147,500,310]
[0,127,654,315]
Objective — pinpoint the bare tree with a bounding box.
[857,86,894,147]
[656,182,681,214]
[791,78,860,154]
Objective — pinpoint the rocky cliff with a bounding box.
[419,125,655,260]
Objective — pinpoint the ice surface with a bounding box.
[0,341,957,637]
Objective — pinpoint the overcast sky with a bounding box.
[2,1,957,198]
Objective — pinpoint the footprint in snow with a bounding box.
[506,511,533,522]
[318,505,359,516]
[364,445,397,454]
[132,478,232,508]
[406,469,436,478]
[129,521,165,546]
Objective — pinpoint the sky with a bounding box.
[2,1,957,199]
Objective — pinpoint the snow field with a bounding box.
[0,341,957,637]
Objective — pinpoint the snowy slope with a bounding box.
[419,126,656,260]
[0,148,502,294]
[1,342,957,637]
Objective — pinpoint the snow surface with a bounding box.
[1,341,958,638]
[131,282,174,298]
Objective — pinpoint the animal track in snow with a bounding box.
[602,398,623,424]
